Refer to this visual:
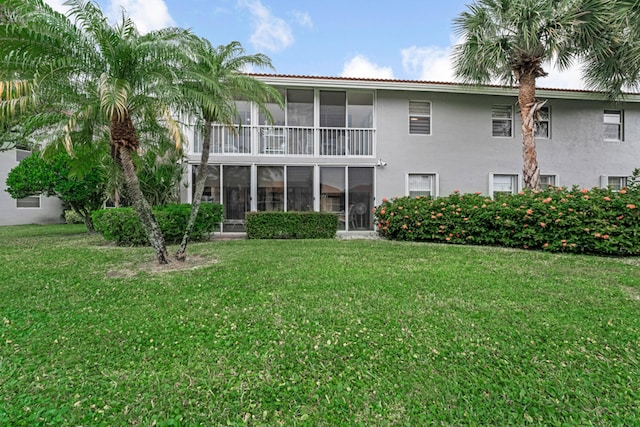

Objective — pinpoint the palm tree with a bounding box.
[0,0,193,263]
[174,38,282,261]
[452,0,606,190]
[581,1,640,97]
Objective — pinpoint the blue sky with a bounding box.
[44,0,585,89]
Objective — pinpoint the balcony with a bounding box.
[194,125,375,157]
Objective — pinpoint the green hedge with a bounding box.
[245,211,339,239]
[92,203,223,246]
[374,186,640,255]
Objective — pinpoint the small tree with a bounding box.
[5,150,105,231]
[1,0,195,264]
[174,38,282,261]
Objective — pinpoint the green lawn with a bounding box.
[1,225,639,426]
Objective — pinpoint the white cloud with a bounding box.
[401,39,588,90]
[238,0,294,52]
[292,10,313,29]
[340,55,394,79]
[43,0,174,34]
[538,63,587,90]
[106,0,175,34]
[43,0,68,14]
[401,45,456,83]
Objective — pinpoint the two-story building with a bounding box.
[2,74,638,229]
[182,74,640,232]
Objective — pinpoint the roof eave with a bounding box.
[251,74,640,103]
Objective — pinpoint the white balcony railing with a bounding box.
[195,124,374,157]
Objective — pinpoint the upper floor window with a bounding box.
[604,110,623,141]
[408,173,436,197]
[409,101,431,135]
[492,105,513,137]
[348,92,373,129]
[287,89,314,127]
[535,106,550,139]
[258,89,285,126]
[320,91,346,128]
[319,90,374,129]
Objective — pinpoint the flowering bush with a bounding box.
[374,186,640,255]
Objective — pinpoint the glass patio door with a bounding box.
[223,165,251,232]
[348,167,374,230]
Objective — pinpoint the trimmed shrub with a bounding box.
[374,186,640,255]
[92,203,223,246]
[245,211,339,239]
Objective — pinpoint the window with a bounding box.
[492,105,513,137]
[535,106,550,139]
[491,174,518,196]
[604,110,623,141]
[540,174,557,188]
[348,92,373,129]
[604,175,628,191]
[258,89,285,126]
[320,91,346,128]
[287,89,314,127]
[408,174,437,197]
[287,166,313,211]
[192,165,220,202]
[409,101,431,135]
[17,196,41,208]
[257,166,284,212]
[320,167,346,230]
[233,100,251,125]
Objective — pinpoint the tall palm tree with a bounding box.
[581,0,639,97]
[452,0,606,190]
[0,0,193,264]
[174,38,282,261]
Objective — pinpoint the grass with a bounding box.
[1,224,639,426]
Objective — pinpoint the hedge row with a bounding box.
[92,203,223,246]
[245,211,339,239]
[374,186,640,255]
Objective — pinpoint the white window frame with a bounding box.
[600,175,628,191]
[409,100,432,136]
[492,105,513,138]
[535,106,550,139]
[406,173,439,198]
[603,110,623,141]
[490,173,520,197]
[540,174,559,188]
[16,195,41,209]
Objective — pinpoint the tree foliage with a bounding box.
[5,149,105,231]
[0,0,195,263]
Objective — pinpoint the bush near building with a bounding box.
[246,211,339,239]
[374,186,640,255]
[92,203,223,246]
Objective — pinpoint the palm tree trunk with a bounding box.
[111,113,170,265]
[518,73,540,190]
[176,122,212,261]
